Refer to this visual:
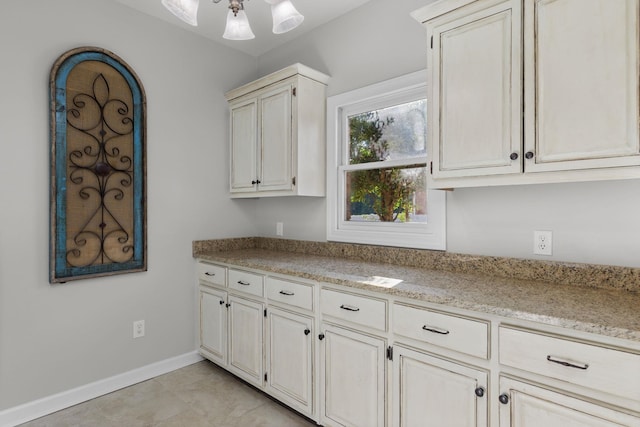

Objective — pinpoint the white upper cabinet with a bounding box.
[524,0,640,172]
[229,98,258,193]
[259,83,293,191]
[226,64,330,197]
[413,0,640,188]
[427,0,522,179]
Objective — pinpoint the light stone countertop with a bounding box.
[195,245,640,344]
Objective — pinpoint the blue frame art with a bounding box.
[50,47,146,283]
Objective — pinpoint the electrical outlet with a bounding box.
[276,222,284,236]
[533,230,553,256]
[133,320,145,338]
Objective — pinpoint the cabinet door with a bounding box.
[499,377,640,427]
[230,98,258,192]
[259,83,293,192]
[429,0,522,179]
[392,345,488,427]
[266,307,314,417]
[320,324,385,427]
[199,287,227,366]
[524,0,640,172]
[227,295,264,387]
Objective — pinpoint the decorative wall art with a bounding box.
[50,47,147,283]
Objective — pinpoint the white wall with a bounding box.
[0,0,257,410]
[254,0,640,268]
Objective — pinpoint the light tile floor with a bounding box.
[19,360,317,427]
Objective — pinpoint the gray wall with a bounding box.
[0,0,257,410]
[254,0,640,268]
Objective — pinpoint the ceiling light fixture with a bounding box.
[161,0,304,41]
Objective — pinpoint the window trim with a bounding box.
[326,70,446,250]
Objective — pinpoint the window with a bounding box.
[327,71,446,250]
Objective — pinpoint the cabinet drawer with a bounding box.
[499,327,640,401]
[198,262,226,287]
[321,289,386,331]
[228,269,264,297]
[393,304,488,359]
[266,277,313,311]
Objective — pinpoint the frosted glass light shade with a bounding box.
[271,0,304,34]
[223,9,255,40]
[161,0,199,26]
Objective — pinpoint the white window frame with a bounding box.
[327,70,446,250]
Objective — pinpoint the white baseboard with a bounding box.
[0,351,204,427]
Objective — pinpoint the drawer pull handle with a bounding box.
[422,325,450,335]
[204,272,216,276]
[340,304,360,312]
[546,355,589,370]
[279,290,295,296]
[237,280,251,286]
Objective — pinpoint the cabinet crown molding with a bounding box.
[225,63,330,101]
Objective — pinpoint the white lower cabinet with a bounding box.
[227,295,264,387]
[320,323,386,427]
[197,261,640,427]
[199,286,227,366]
[266,307,314,416]
[498,377,640,427]
[392,345,488,427]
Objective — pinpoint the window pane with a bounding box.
[345,166,427,223]
[348,100,427,164]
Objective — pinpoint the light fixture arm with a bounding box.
[212,0,245,17]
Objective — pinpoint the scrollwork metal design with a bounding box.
[65,73,135,267]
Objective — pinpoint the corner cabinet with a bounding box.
[413,0,640,188]
[225,64,330,198]
[197,261,319,422]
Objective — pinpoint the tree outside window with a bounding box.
[346,100,427,223]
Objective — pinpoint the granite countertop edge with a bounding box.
[193,242,640,345]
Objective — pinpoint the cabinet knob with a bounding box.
[225,303,231,308]
[510,152,519,161]
[219,300,225,305]
[525,151,534,160]
[474,387,485,397]
[304,328,311,336]
[499,393,509,405]
[318,333,325,340]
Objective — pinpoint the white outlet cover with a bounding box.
[533,230,553,256]
[133,320,145,338]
